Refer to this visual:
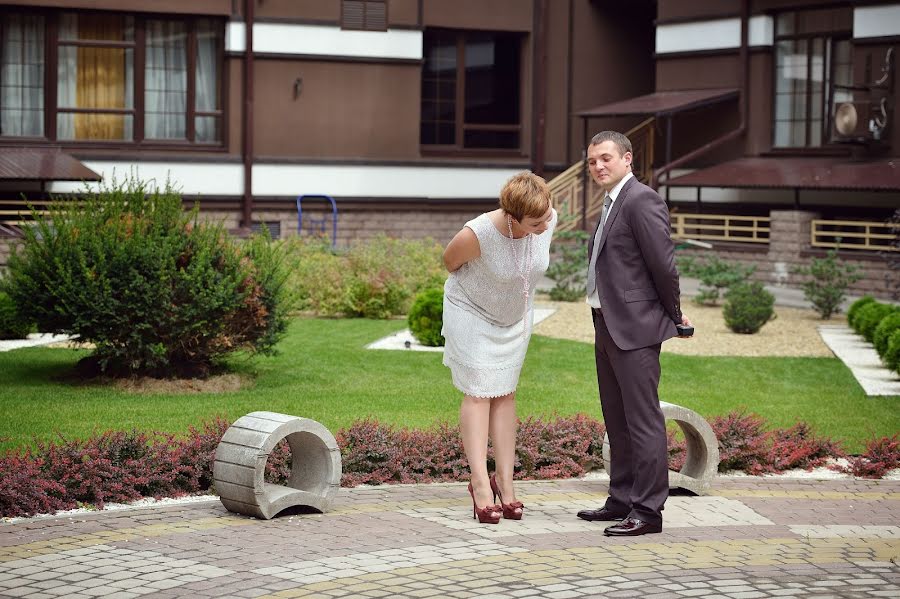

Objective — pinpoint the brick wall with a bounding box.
[4,208,897,300]
[202,206,485,247]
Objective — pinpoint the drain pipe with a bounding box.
[241,0,254,230]
[651,0,749,189]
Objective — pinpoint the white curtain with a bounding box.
[145,19,187,139]
[1,14,44,137]
[56,14,77,139]
[194,19,218,142]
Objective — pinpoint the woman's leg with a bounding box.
[489,392,518,503]
[460,395,494,507]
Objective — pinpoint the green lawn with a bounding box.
[1,318,897,454]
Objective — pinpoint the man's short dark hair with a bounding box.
[590,131,632,157]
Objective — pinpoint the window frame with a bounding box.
[420,28,524,157]
[0,8,226,150]
[771,12,852,151]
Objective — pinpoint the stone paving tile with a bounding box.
[0,478,898,598]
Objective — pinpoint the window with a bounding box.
[420,29,522,151]
[0,10,223,145]
[773,11,852,148]
[0,14,45,137]
[342,1,387,31]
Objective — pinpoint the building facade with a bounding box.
[0,0,897,295]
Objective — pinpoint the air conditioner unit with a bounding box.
[831,96,891,145]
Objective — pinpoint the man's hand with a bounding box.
[676,314,693,338]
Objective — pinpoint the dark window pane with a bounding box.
[464,32,520,125]
[464,129,519,149]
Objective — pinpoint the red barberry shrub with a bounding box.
[0,452,73,517]
[710,411,771,474]
[336,418,404,486]
[768,422,844,472]
[840,434,900,478]
[514,414,606,480]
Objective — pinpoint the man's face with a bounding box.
[587,140,632,192]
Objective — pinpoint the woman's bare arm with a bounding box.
[443,227,481,272]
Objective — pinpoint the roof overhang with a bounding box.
[0,148,101,182]
[577,88,739,118]
[664,156,899,191]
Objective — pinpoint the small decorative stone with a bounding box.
[213,411,342,519]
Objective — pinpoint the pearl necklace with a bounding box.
[507,214,534,338]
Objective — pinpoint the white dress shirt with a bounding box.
[586,170,634,309]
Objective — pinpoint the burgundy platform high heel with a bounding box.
[490,474,524,520]
[468,483,501,524]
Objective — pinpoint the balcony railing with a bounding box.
[811,219,897,252]
[671,213,770,244]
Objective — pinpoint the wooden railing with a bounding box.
[670,212,770,244]
[551,117,655,232]
[811,219,897,252]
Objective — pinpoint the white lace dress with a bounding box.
[442,210,557,398]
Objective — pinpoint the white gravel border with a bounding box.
[0,333,73,352]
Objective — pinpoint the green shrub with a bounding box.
[1,177,290,378]
[792,247,862,319]
[873,312,900,358]
[847,296,876,331]
[723,282,775,334]
[407,288,444,347]
[884,329,900,373]
[283,235,446,319]
[856,302,898,343]
[678,254,756,305]
[0,291,32,339]
[545,215,589,301]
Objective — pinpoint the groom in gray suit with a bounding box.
[576,130,692,536]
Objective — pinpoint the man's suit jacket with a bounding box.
[588,176,682,351]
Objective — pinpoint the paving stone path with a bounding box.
[1,478,898,598]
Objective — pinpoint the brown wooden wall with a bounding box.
[252,60,422,159]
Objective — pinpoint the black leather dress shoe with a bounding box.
[603,517,662,536]
[576,507,627,522]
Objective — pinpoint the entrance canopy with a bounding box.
[663,156,899,191]
[577,88,739,118]
[0,148,100,182]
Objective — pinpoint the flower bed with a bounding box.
[1,412,897,518]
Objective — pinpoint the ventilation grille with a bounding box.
[251,221,281,239]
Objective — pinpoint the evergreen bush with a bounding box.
[792,246,862,319]
[0,291,32,340]
[722,281,775,334]
[873,312,900,358]
[856,302,898,343]
[677,254,756,305]
[847,296,876,331]
[283,235,445,319]
[407,287,445,346]
[884,329,900,373]
[545,215,589,301]
[1,177,290,378]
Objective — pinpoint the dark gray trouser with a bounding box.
[592,308,668,526]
